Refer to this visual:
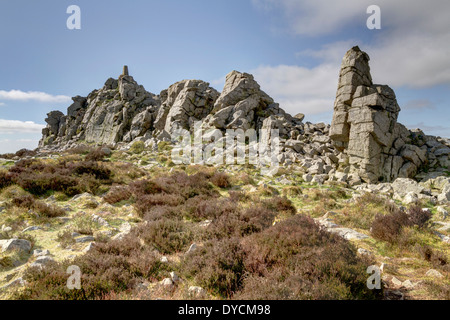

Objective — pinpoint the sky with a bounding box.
[1,0,449,153]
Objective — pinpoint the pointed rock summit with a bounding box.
[330,47,425,183]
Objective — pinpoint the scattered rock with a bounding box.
[22,226,42,233]
[170,271,180,282]
[33,249,50,257]
[75,236,95,243]
[188,286,206,298]
[0,239,32,253]
[30,255,55,268]
[391,277,403,287]
[357,248,371,256]
[186,243,197,254]
[161,278,174,288]
[425,269,444,279]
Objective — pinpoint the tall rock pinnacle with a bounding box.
[330,46,426,183]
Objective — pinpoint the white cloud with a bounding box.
[251,64,337,116]
[253,0,450,89]
[253,0,450,36]
[0,90,71,103]
[0,119,45,134]
[0,139,40,154]
[0,102,5,106]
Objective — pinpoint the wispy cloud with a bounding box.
[0,90,71,103]
[405,122,450,137]
[0,102,5,106]
[0,119,45,134]
[253,0,450,89]
[0,138,40,154]
[251,64,337,116]
[403,99,435,111]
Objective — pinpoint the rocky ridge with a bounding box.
[39,47,450,201]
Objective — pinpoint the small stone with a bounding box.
[425,269,444,279]
[437,206,448,220]
[161,278,174,288]
[199,220,212,228]
[0,277,26,290]
[75,236,95,243]
[32,255,55,267]
[33,249,50,257]
[160,256,168,263]
[357,248,371,256]
[188,286,206,298]
[22,226,42,233]
[391,277,403,287]
[0,239,32,253]
[83,242,96,253]
[402,280,415,289]
[186,243,197,254]
[170,271,180,282]
[2,226,12,233]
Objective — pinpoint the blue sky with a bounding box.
[1,0,449,153]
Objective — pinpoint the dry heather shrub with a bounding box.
[206,204,277,240]
[135,194,185,217]
[0,170,12,190]
[85,147,108,162]
[7,159,112,196]
[181,238,246,298]
[228,191,249,203]
[133,218,193,254]
[238,214,382,300]
[407,205,432,229]
[416,245,449,272]
[282,186,303,197]
[12,194,65,218]
[210,172,231,189]
[230,173,255,186]
[103,185,132,204]
[67,145,93,155]
[16,235,164,300]
[371,210,411,244]
[182,196,239,222]
[142,205,181,222]
[261,196,297,215]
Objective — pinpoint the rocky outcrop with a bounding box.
[154,79,220,136]
[203,71,291,132]
[330,47,432,183]
[38,57,449,192]
[40,72,161,148]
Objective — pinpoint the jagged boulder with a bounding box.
[154,80,220,136]
[204,71,289,131]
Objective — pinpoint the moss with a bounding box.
[130,141,145,154]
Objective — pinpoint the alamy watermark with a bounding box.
[367,265,382,290]
[367,5,381,30]
[67,5,81,30]
[67,265,81,290]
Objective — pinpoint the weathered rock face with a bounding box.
[204,71,291,132]
[330,46,427,183]
[154,79,220,136]
[39,73,161,147]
